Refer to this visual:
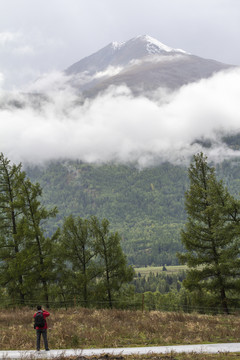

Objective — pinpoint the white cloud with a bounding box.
[0,31,21,45]
[0,67,240,166]
[0,29,65,89]
[26,71,74,93]
[93,66,123,79]
[0,73,4,88]
[13,45,35,55]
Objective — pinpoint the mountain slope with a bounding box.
[26,157,240,267]
[65,35,234,97]
[66,35,187,75]
[27,161,188,266]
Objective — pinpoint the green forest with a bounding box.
[0,153,134,307]
[26,156,240,267]
[2,151,240,313]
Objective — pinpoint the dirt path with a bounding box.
[1,343,240,359]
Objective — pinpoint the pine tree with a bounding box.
[0,153,28,303]
[59,215,96,306]
[90,216,134,308]
[0,153,58,306]
[19,178,59,307]
[178,153,240,314]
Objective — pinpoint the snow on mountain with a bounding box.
[135,35,187,54]
[111,41,125,51]
[110,35,187,55]
[65,35,186,75]
[65,35,234,98]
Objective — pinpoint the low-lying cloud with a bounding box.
[1,67,240,167]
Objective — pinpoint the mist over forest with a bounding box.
[1,66,240,167]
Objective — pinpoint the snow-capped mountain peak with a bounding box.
[66,35,189,76]
[65,35,232,98]
[109,35,187,55]
[130,35,173,54]
[135,35,187,54]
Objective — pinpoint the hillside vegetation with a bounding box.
[26,158,240,266]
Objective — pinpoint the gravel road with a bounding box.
[1,343,240,359]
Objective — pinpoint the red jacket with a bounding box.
[33,310,50,330]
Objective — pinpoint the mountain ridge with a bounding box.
[65,35,234,97]
[66,35,188,75]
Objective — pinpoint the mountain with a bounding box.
[66,35,187,75]
[65,35,234,97]
[2,36,239,267]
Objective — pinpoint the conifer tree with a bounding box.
[0,153,58,306]
[59,215,97,306]
[178,153,240,314]
[0,153,28,303]
[19,178,59,307]
[90,216,134,308]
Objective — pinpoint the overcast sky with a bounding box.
[0,0,240,89]
[1,0,240,166]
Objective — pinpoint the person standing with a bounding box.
[33,305,50,351]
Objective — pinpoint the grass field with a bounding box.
[1,307,240,360]
[134,265,187,277]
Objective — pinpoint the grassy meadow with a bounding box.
[1,307,240,359]
[134,265,187,277]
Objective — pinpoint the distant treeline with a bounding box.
[26,157,240,266]
[133,270,186,293]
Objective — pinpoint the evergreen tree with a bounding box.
[0,153,28,304]
[19,178,59,307]
[59,215,97,306]
[90,216,134,308]
[178,153,240,314]
[0,153,58,306]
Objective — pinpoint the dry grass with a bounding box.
[49,355,240,360]
[130,355,240,360]
[0,307,240,353]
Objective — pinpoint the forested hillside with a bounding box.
[26,157,240,266]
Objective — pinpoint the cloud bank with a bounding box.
[1,67,240,167]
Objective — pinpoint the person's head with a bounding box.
[37,305,42,311]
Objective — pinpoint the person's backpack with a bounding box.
[34,311,45,328]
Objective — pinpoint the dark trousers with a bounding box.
[36,329,49,350]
